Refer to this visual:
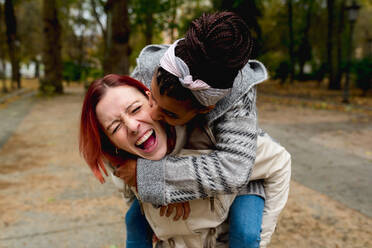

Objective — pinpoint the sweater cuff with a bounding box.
[136,158,165,205]
[238,179,266,200]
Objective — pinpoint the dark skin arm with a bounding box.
[114,158,190,221]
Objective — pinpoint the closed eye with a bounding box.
[162,109,178,119]
[112,123,121,134]
[132,106,141,113]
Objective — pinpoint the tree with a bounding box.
[4,0,20,89]
[168,0,179,42]
[287,0,295,83]
[335,0,346,88]
[327,0,338,89]
[0,2,8,93]
[89,0,108,72]
[297,0,314,79]
[130,0,170,45]
[60,0,97,82]
[17,0,43,79]
[41,0,63,94]
[103,0,130,74]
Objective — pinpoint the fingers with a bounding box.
[159,206,167,217]
[174,204,183,221]
[183,202,190,220]
[158,202,191,221]
[166,204,175,217]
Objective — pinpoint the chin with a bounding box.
[149,148,167,161]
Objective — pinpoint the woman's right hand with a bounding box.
[159,202,190,221]
[113,158,137,188]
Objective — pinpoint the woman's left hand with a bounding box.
[113,158,137,187]
[159,202,191,221]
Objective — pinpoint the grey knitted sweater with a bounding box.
[131,44,268,206]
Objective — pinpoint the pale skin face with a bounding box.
[149,74,213,126]
[96,85,167,161]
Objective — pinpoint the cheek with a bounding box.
[111,133,130,150]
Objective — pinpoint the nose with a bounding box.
[124,117,140,134]
[150,105,164,121]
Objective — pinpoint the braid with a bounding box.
[176,12,253,89]
[156,11,253,106]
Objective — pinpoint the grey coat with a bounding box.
[131,44,268,206]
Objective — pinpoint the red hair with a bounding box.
[79,74,150,183]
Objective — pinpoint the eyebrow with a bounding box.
[105,100,140,131]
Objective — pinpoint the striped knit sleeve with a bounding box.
[137,87,258,205]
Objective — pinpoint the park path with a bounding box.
[257,97,372,217]
[0,86,371,248]
[0,91,36,149]
[0,87,127,248]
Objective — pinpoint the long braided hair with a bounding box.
[156,12,253,107]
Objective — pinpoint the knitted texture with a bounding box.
[162,87,259,203]
[133,45,268,205]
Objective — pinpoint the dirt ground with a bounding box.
[0,85,371,247]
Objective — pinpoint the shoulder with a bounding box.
[206,60,268,123]
[217,87,257,122]
[132,44,170,87]
[232,60,269,93]
[137,44,170,67]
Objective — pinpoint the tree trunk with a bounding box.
[170,0,177,43]
[34,59,40,79]
[298,0,314,79]
[103,0,130,75]
[144,12,153,45]
[0,60,7,93]
[90,0,107,72]
[335,0,346,88]
[287,0,295,83]
[4,0,21,89]
[41,0,63,94]
[0,3,8,93]
[327,0,339,89]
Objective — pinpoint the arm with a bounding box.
[137,87,258,205]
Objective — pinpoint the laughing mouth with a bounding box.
[135,129,156,150]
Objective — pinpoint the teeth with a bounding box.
[136,129,154,146]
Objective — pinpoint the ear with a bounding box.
[145,90,154,107]
[198,105,215,114]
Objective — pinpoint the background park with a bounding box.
[0,0,371,247]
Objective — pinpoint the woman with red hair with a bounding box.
[79,74,239,247]
[80,74,175,247]
[79,74,173,183]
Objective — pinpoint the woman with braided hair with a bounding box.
[113,12,291,248]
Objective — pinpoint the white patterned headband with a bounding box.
[159,39,231,107]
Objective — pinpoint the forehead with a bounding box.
[102,85,143,105]
[151,77,193,114]
[96,85,144,119]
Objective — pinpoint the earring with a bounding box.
[115,147,118,155]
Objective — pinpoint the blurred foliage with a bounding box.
[274,61,290,83]
[353,57,372,95]
[0,0,370,96]
[63,60,103,83]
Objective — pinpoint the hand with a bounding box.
[159,202,190,221]
[113,158,137,187]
